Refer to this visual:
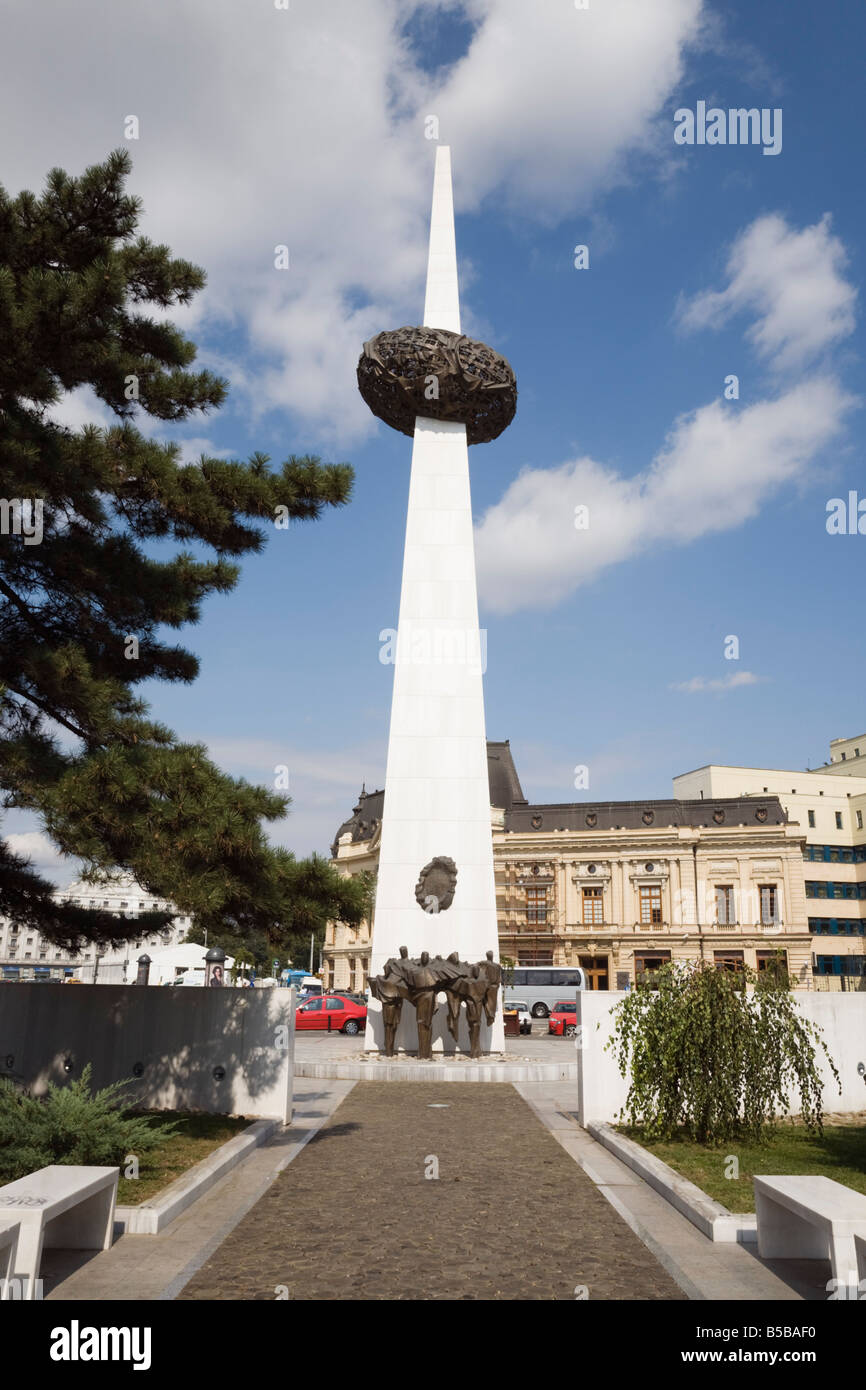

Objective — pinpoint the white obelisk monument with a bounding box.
[364,147,505,1054]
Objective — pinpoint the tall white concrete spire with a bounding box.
[364,147,504,1054]
[422,146,461,334]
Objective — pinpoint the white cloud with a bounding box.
[45,386,115,432]
[476,207,860,615]
[475,376,856,613]
[676,213,858,372]
[0,0,706,445]
[46,387,233,468]
[670,671,765,694]
[157,436,233,468]
[415,0,704,220]
[5,831,68,871]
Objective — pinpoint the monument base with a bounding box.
[296,1054,577,1083]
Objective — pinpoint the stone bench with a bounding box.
[754,1175,866,1284]
[0,1219,20,1300]
[0,1166,118,1300]
[856,1231,866,1283]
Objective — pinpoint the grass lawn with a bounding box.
[619,1119,866,1212]
[117,1112,250,1205]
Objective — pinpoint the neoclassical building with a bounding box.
[324,742,813,994]
[0,872,190,983]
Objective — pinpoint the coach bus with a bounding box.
[503,965,586,1018]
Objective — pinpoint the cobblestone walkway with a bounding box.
[179,1084,684,1300]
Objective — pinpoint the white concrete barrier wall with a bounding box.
[577,989,866,1126]
[576,991,631,1127]
[801,994,866,1115]
[0,984,296,1122]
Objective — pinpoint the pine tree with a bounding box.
[0,150,365,951]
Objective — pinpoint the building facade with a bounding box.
[0,872,190,983]
[674,732,866,987]
[324,742,813,994]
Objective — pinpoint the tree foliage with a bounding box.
[607,960,840,1145]
[0,149,365,947]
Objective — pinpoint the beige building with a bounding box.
[324,742,813,994]
[674,732,866,988]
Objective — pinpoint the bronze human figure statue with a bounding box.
[478,949,502,1027]
[443,965,463,1044]
[369,975,408,1057]
[404,950,439,1060]
[446,964,489,1058]
[369,945,412,1056]
[382,944,412,983]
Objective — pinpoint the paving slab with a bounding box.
[42,1081,356,1301]
[515,1082,825,1301]
[178,1082,685,1301]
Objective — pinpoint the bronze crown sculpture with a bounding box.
[357,325,517,444]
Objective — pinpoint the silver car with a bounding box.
[507,999,532,1035]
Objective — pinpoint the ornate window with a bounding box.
[581,887,603,925]
[714,949,745,973]
[760,885,779,925]
[526,886,548,925]
[517,950,553,966]
[757,949,788,979]
[634,950,670,986]
[639,885,662,925]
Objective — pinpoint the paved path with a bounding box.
[518,1082,814,1301]
[43,1081,356,1301]
[178,1083,685,1301]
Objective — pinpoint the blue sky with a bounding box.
[2,0,864,878]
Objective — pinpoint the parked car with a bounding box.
[505,999,532,1035]
[295,994,367,1035]
[548,1000,578,1037]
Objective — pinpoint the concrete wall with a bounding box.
[0,984,296,1122]
[575,991,631,1127]
[576,989,866,1126]
[802,993,866,1113]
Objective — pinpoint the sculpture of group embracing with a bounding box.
[369,946,501,1058]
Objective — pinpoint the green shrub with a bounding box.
[0,1065,179,1182]
[607,960,841,1145]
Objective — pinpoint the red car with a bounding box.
[295,993,367,1035]
[548,1000,577,1037]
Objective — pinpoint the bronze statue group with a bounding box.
[369,946,501,1058]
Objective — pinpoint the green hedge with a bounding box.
[0,1065,178,1182]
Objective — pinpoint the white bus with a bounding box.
[503,966,586,1018]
